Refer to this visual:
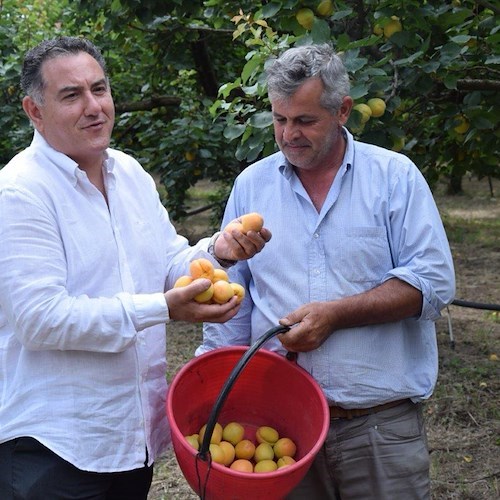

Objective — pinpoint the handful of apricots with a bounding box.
[174,257,245,304]
[184,421,297,473]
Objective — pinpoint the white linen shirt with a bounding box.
[199,128,455,408]
[0,131,210,472]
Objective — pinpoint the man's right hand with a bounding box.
[164,278,241,323]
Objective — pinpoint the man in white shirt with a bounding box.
[0,36,270,499]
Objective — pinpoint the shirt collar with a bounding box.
[31,129,114,184]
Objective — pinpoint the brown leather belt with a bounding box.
[329,399,409,419]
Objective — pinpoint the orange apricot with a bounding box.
[212,280,235,304]
[229,282,245,304]
[198,422,223,445]
[230,459,254,473]
[240,212,264,234]
[212,268,229,283]
[192,279,214,303]
[234,439,255,460]
[174,275,193,288]
[189,258,215,281]
[273,437,297,459]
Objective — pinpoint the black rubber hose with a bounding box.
[452,299,500,311]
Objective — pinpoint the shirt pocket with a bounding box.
[338,226,393,284]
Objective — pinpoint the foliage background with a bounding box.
[1,0,499,221]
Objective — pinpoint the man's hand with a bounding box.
[165,279,240,323]
[214,221,272,262]
[278,302,336,352]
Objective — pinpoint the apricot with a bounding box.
[212,280,235,304]
[273,437,297,459]
[277,456,296,468]
[192,279,214,303]
[240,212,264,234]
[219,441,236,466]
[224,221,244,234]
[234,439,255,460]
[230,283,245,304]
[174,275,193,288]
[254,442,274,463]
[256,425,279,445]
[185,434,199,451]
[198,422,223,445]
[230,459,254,473]
[222,422,245,446]
[212,268,229,283]
[254,459,278,473]
[189,258,215,280]
[209,443,226,465]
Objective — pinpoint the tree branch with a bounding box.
[456,79,500,91]
[115,95,181,113]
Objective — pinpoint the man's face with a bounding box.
[271,78,351,171]
[24,52,115,170]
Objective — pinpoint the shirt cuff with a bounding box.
[132,293,169,330]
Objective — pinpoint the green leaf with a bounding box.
[249,111,273,128]
[223,124,246,140]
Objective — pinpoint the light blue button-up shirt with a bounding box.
[199,128,455,408]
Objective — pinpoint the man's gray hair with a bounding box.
[265,44,350,113]
[21,36,108,105]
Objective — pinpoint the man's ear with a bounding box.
[338,95,353,126]
[22,96,44,131]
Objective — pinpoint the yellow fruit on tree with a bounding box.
[316,0,334,17]
[453,115,470,134]
[353,103,372,124]
[367,98,386,118]
[184,151,196,161]
[296,8,315,30]
[392,136,405,152]
[384,16,402,39]
[373,24,383,36]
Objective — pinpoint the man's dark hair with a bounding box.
[21,36,108,105]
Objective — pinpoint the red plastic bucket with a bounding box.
[166,341,329,499]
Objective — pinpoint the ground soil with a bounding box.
[148,177,499,500]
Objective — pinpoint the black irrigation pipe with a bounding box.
[451,299,500,311]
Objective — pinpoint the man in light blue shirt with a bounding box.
[199,44,455,498]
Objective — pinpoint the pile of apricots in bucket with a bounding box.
[174,213,265,304]
[185,422,297,473]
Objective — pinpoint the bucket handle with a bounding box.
[198,324,290,460]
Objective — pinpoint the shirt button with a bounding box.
[313,233,320,238]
